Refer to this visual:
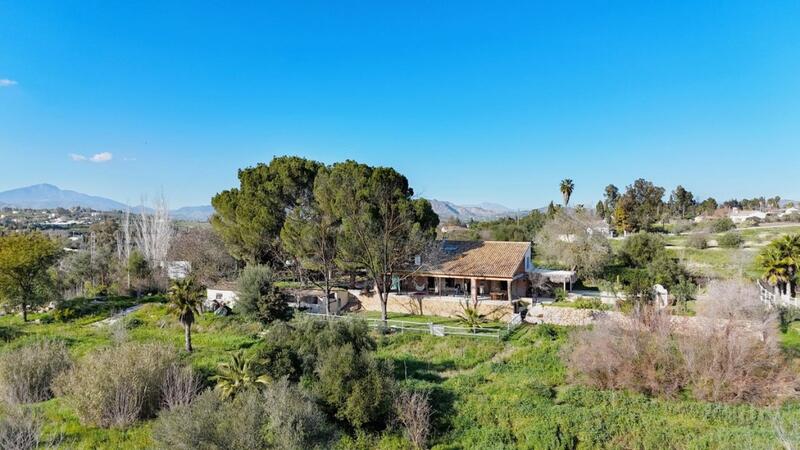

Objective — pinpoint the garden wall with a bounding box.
[347,290,515,321]
[525,304,764,336]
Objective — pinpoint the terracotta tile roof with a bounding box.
[415,240,530,279]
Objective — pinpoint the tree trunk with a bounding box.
[184,323,193,353]
[324,272,331,316]
[349,272,356,289]
[21,303,28,323]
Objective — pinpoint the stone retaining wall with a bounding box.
[348,290,515,320]
[525,304,762,336]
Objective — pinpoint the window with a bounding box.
[215,293,223,300]
[414,255,421,266]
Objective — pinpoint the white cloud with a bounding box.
[90,152,113,162]
[0,79,18,87]
[69,152,113,163]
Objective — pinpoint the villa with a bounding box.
[348,240,578,319]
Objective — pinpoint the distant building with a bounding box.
[728,208,768,224]
[164,261,192,280]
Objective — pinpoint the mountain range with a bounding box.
[0,184,215,221]
[0,185,530,224]
[428,199,528,222]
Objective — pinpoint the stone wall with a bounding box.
[348,290,515,320]
[525,304,763,336]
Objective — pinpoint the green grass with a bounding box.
[353,310,505,328]
[4,296,800,448]
[377,325,800,449]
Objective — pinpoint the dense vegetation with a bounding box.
[1,302,799,449]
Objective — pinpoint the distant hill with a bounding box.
[428,199,529,222]
[0,184,214,221]
[171,205,214,222]
[0,184,129,211]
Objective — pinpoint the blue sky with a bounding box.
[1,1,799,209]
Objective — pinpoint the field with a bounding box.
[1,299,800,448]
[607,224,800,280]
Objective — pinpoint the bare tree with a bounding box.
[160,364,202,410]
[395,390,432,450]
[133,194,174,268]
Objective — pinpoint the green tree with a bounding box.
[167,277,204,352]
[560,179,575,206]
[236,265,291,323]
[210,156,323,264]
[603,184,620,224]
[535,210,612,280]
[320,161,438,322]
[616,179,665,232]
[0,232,62,322]
[280,182,340,314]
[669,185,695,219]
[595,200,606,220]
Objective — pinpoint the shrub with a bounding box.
[236,265,292,323]
[153,386,335,450]
[314,343,395,428]
[711,217,736,233]
[0,340,72,404]
[717,232,743,248]
[686,233,708,249]
[570,297,609,310]
[619,233,666,267]
[394,390,431,450]
[645,253,688,288]
[671,220,694,235]
[161,364,202,411]
[553,288,567,302]
[0,405,46,450]
[682,280,796,404]
[263,379,337,449]
[565,307,686,398]
[567,280,798,405]
[55,342,178,427]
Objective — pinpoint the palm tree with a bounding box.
[774,234,800,297]
[167,277,203,352]
[757,246,791,297]
[560,179,575,207]
[211,351,269,399]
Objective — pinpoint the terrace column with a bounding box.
[507,280,513,302]
[470,278,478,302]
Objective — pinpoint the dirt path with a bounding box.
[91,304,145,327]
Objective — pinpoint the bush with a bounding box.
[711,217,736,233]
[263,379,338,449]
[394,390,431,450]
[161,365,202,411]
[717,232,743,248]
[645,253,687,288]
[0,405,46,450]
[570,298,610,310]
[619,233,666,267]
[553,288,567,302]
[566,280,798,405]
[55,342,178,427]
[153,386,336,450]
[686,233,708,249]
[565,307,686,398]
[314,343,394,428]
[236,265,292,323]
[0,340,72,404]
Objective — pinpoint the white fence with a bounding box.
[299,312,520,339]
[758,280,800,309]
